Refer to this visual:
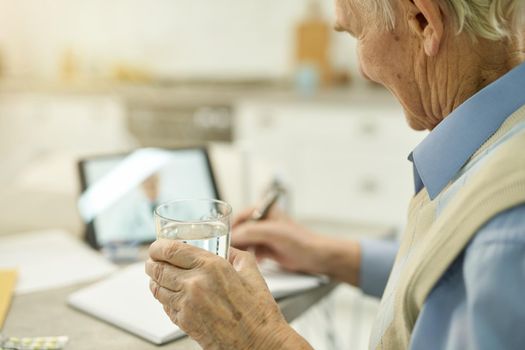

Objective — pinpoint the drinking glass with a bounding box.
[154,199,232,258]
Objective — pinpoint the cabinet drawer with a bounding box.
[129,105,232,147]
[234,100,425,226]
[289,151,414,226]
[235,103,425,158]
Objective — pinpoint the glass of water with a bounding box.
[154,199,232,259]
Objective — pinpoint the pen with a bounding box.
[250,186,283,221]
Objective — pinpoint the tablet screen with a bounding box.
[78,148,219,248]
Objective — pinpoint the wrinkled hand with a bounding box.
[232,207,327,274]
[146,239,306,350]
[232,206,293,228]
[232,206,362,285]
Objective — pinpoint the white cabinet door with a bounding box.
[0,94,134,155]
[0,93,136,185]
[234,99,426,226]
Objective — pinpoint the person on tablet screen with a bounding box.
[120,173,160,243]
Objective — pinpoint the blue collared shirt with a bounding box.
[360,61,525,349]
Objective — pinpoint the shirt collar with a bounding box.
[409,61,525,199]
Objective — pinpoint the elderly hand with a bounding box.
[232,207,361,286]
[232,207,325,273]
[146,239,312,350]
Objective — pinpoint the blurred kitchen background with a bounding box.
[0,1,426,349]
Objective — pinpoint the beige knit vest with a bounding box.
[371,106,525,349]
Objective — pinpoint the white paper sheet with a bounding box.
[259,260,326,298]
[69,263,182,345]
[0,230,117,295]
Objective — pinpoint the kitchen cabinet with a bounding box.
[234,95,426,227]
[0,93,134,184]
[127,101,232,148]
[0,92,136,234]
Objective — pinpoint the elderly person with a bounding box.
[146,0,525,349]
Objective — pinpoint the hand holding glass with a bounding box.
[154,199,232,258]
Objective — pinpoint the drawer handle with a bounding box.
[359,178,380,194]
[257,113,275,129]
[359,122,379,136]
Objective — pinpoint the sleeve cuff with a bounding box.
[359,238,399,298]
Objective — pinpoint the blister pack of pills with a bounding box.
[0,336,68,350]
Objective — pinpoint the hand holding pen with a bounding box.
[249,185,284,221]
[230,183,327,273]
[232,181,288,228]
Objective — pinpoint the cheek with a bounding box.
[357,37,430,131]
[359,37,411,88]
[357,39,390,84]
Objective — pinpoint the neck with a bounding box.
[475,37,523,87]
[519,32,525,57]
[432,36,523,129]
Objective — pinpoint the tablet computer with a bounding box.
[78,147,220,249]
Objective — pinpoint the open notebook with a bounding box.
[68,261,325,345]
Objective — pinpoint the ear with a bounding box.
[407,0,444,57]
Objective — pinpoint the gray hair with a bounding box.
[357,0,525,40]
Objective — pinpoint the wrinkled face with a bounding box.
[334,0,396,82]
[334,0,436,131]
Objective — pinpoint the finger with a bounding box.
[253,245,275,262]
[267,205,290,222]
[145,259,186,292]
[232,206,256,228]
[229,247,257,270]
[231,221,283,248]
[149,239,211,269]
[149,279,184,311]
[229,247,270,290]
[163,304,179,325]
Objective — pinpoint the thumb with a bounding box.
[229,247,269,290]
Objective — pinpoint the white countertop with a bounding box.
[0,78,397,107]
